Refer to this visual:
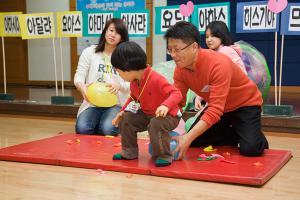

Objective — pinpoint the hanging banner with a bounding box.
[155,5,190,35]
[0,12,22,37]
[117,10,149,37]
[56,11,82,37]
[191,2,230,34]
[19,13,55,39]
[77,0,145,12]
[82,11,114,37]
[236,1,279,33]
[281,3,300,35]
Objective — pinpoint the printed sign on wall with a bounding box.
[281,3,300,35]
[77,0,145,12]
[191,2,230,34]
[155,5,190,35]
[57,11,82,37]
[82,11,114,37]
[236,1,279,33]
[0,12,22,37]
[19,13,55,39]
[118,10,149,37]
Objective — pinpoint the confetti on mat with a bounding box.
[113,142,122,147]
[254,161,263,166]
[105,135,115,138]
[76,138,81,143]
[96,141,102,144]
[66,140,72,144]
[220,159,236,164]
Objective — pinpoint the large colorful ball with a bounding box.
[235,41,271,100]
[86,82,118,107]
[148,131,179,160]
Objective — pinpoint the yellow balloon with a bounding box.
[86,82,118,107]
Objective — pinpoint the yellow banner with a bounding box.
[19,13,55,39]
[0,12,22,37]
[56,11,82,37]
[0,13,3,36]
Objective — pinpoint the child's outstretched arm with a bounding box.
[112,111,124,127]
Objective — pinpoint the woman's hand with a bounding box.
[155,105,169,117]
[76,83,89,102]
[112,111,124,127]
[106,82,121,94]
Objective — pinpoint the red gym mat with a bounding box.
[0,133,292,186]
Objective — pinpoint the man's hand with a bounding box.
[194,96,203,110]
[172,134,193,160]
[112,111,124,127]
[155,105,169,117]
[172,119,210,160]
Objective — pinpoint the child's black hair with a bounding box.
[205,21,233,46]
[111,41,147,71]
[164,21,201,46]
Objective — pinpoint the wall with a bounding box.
[26,0,71,81]
[152,0,168,65]
[167,0,300,86]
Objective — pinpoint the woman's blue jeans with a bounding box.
[75,106,120,135]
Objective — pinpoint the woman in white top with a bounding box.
[74,18,130,135]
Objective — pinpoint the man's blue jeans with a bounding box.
[75,106,120,135]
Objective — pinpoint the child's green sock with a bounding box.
[112,153,135,160]
[155,158,171,167]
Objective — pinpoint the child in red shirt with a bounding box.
[111,41,182,167]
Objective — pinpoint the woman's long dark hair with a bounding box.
[205,21,233,46]
[95,18,129,53]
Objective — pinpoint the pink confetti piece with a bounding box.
[113,142,122,147]
[198,154,207,159]
[211,154,225,159]
[254,161,263,166]
[66,140,73,144]
[145,141,150,145]
[96,169,105,175]
[222,152,231,156]
[221,159,236,164]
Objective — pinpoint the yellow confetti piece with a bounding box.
[76,138,80,143]
[105,135,115,138]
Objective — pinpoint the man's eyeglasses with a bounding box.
[167,42,194,55]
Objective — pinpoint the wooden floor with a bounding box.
[0,114,299,200]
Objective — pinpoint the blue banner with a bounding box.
[281,3,300,35]
[236,1,279,33]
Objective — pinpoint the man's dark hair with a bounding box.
[111,41,147,71]
[164,21,201,45]
[205,21,233,46]
[95,18,129,53]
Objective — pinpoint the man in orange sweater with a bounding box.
[164,21,269,159]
